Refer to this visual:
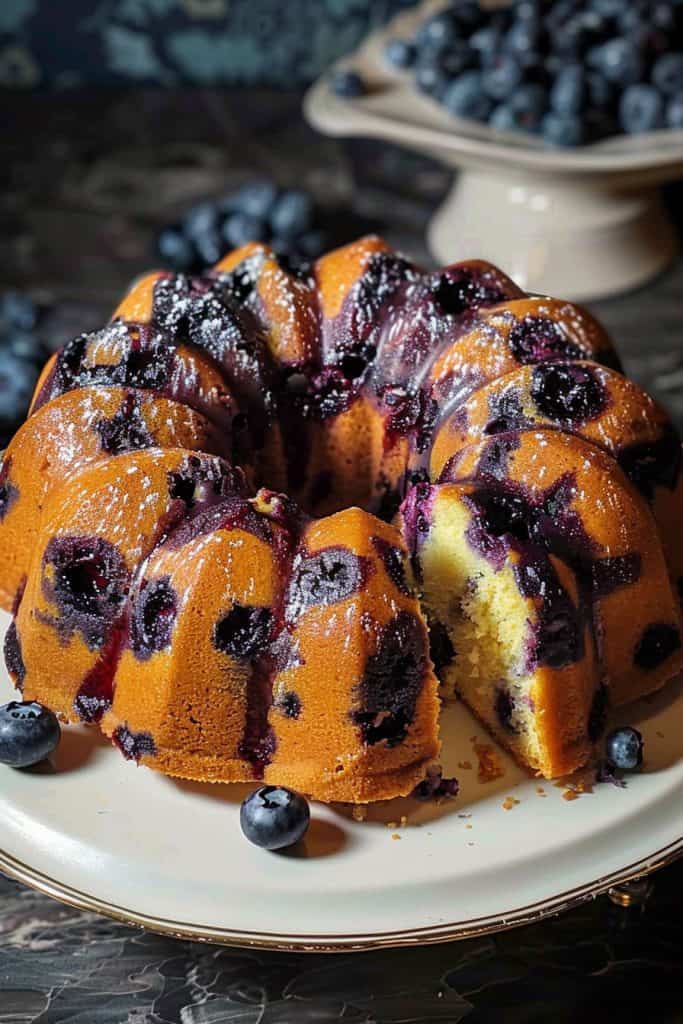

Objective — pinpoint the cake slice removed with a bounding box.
[399,481,604,779]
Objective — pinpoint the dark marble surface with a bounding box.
[0,89,682,1023]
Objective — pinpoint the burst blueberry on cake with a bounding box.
[2,236,681,799]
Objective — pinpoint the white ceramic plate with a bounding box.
[0,607,681,951]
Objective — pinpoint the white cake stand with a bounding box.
[304,0,683,300]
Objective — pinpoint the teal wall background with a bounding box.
[0,0,416,90]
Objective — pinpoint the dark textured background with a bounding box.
[0,84,683,1022]
[0,0,417,90]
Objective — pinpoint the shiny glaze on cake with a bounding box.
[12,450,245,723]
[265,506,440,802]
[0,387,228,609]
[429,361,683,602]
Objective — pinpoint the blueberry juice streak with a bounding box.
[399,482,436,582]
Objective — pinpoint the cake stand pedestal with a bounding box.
[304,0,683,300]
[428,166,678,300]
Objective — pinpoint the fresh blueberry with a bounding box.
[232,179,278,219]
[489,103,521,132]
[297,229,327,258]
[666,93,683,128]
[416,11,459,50]
[182,201,219,241]
[222,211,268,249]
[443,71,493,121]
[0,352,38,432]
[514,0,543,23]
[605,726,644,772]
[490,83,546,134]
[0,701,61,768]
[591,0,623,16]
[8,330,45,365]
[415,54,448,97]
[193,226,223,266]
[269,190,315,239]
[589,38,644,86]
[157,226,196,272]
[511,82,547,122]
[469,26,502,57]
[331,69,365,98]
[541,111,585,146]
[620,84,664,133]
[240,785,311,851]
[482,55,523,100]
[0,292,38,332]
[652,52,683,95]
[384,39,416,69]
[505,17,543,56]
[550,64,586,115]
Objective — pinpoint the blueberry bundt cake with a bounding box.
[1,236,681,799]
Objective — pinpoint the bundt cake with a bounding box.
[2,236,681,801]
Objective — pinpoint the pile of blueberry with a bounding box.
[157,180,329,273]
[379,0,683,145]
[0,293,49,448]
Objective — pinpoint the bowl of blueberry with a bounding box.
[306,0,683,300]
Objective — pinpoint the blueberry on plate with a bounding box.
[619,84,664,134]
[331,69,365,98]
[605,726,643,772]
[240,785,310,851]
[0,701,61,768]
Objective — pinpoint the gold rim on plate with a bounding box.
[1,838,681,952]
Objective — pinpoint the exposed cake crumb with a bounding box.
[391,833,401,841]
[473,740,504,782]
[536,786,546,796]
[562,788,579,801]
[502,795,520,811]
[386,821,398,829]
[351,805,367,822]
[465,824,472,830]
[400,815,408,828]
[457,760,473,770]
